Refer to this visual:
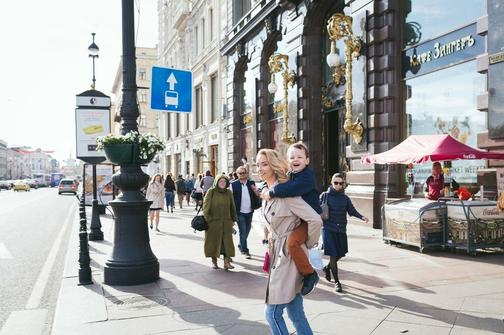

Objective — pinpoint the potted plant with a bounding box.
[96,131,165,165]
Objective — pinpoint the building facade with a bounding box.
[0,139,6,179]
[218,0,501,228]
[158,0,228,178]
[111,47,159,137]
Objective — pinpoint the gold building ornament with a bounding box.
[326,13,364,144]
[268,53,297,144]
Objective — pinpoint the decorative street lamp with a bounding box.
[88,33,99,89]
[326,13,364,144]
[267,53,297,144]
[103,0,159,285]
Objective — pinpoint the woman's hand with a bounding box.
[261,187,271,201]
[362,216,369,224]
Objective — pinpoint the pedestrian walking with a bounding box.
[146,174,165,232]
[321,173,368,292]
[164,174,176,213]
[201,170,214,195]
[231,166,260,259]
[175,175,186,209]
[203,175,237,271]
[184,175,194,206]
[193,174,204,211]
[256,149,322,335]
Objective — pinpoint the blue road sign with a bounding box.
[151,66,192,112]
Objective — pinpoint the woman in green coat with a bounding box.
[203,175,237,270]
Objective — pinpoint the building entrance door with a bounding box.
[325,108,347,182]
[209,145,218,176]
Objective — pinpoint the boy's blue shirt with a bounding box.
[269,166,323,214]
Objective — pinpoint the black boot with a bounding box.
[323,265,331,282]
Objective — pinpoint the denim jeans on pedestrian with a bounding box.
[265,293,313,335]
[237,212,253,253]
[165,191,174,209]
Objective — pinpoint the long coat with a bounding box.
[203,184,237,258]
[262,195,322,304]
[146,182,165,209]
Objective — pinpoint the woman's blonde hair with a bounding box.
[150,173,163,185]
[256,149,289,183]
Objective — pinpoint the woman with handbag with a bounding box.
[203,175,237,270]
[320,173,368,292]
[257,149,322,335]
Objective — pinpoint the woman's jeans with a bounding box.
[265,293,313,335]
[165,191,174,209]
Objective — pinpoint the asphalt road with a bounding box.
[0,187,77,335]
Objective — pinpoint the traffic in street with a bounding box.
[0,187,76,335]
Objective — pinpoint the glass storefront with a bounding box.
[405,60,486,184]
[404,0,484,47]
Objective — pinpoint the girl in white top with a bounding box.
[146,174,165,231]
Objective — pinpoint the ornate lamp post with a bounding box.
[326,13,364,144]
[88,33,99,90]
[267,53,297,144]
[103,0,159,285]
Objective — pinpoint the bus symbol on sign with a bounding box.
[165,91,178,108]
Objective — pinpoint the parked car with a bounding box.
[24,179,39,189]
[13,180,30,192]
[58,179,77,195]
[0,180,12,190]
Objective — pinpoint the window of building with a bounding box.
[176,114,181,136]
[138,93,147,103]
[195,26,199,55]
[209,8,214,41]
[139,114,147,127]
[195,85,203,128]
[139,68,147,80]
[406,60,486,184]
[166,115,171,139]
[233,0,251,25]
[210,74,219,123]
[186,114,190,132]
[403,0,484,47]
[201,18,206,49]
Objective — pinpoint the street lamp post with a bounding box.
[86,33,104,241]
[103,0,159,285]
[88,33,99,90]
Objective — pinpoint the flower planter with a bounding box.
[104,144,154,165]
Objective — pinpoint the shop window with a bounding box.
[404,0,484,47]
[406,60,486,184]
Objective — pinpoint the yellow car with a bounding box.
[13,180,30,192]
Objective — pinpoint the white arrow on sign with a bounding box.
[0,242,13,259]
[167,73,178,91]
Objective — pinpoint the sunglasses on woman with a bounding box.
[333,181,344,185]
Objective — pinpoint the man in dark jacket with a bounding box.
[231,166,260,258]
[175,175,186,209]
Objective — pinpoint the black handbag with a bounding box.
[191,207,208,231]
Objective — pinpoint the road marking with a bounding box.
[0,242,12,259]
[25,202,76,310]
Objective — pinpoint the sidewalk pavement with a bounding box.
[51,205,504,335]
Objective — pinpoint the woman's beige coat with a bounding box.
[262,195,322,304]
[146,181,165,209]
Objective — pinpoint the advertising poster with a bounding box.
[84,164,114,206]
[75,108,110,159]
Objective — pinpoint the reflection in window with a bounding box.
[406,61,486,184]
[404,0,483,47]
[233,0,251,25]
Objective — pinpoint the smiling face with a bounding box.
[217,178,227,189]
[288,147,310,173]
[256,153,274,183]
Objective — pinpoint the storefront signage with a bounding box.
[404,23,484,78]
[489,51,504,65]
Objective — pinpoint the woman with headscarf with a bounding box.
[203,175,237,270]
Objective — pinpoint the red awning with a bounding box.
[362,134,504,165]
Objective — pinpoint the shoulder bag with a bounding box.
[320,192,329,220]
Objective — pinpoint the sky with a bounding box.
[0,0,158,162]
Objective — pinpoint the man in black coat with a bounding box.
[231,166,260,258]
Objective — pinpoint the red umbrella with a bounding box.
[362,134,504,165]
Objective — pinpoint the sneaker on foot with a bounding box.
[262,239,268,246]
[245,252,252,259]
[301,271,319,296]
[335,281,343,293]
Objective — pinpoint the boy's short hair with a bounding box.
[288,142,310,158]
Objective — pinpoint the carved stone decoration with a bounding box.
[276,0,296,10]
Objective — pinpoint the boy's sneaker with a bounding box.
[335,281,343,293]
[301,271,319,296]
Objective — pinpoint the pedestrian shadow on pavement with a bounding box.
[341,287,504,333]
[155,230,204,241]
[100,276,271,334]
